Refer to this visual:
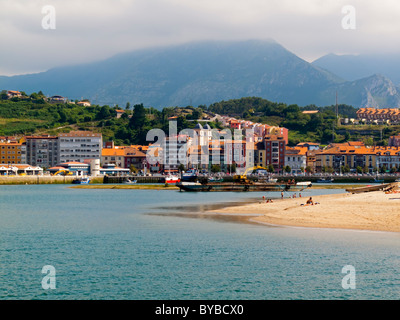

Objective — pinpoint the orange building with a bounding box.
[0,141,23,164]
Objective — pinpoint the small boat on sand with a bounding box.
[316,178,334,183]
[124,178,137,184]
[345,183,392,194]
[72,177,90,184]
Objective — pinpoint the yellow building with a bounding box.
[315,142,377,173]
[254,142,266,167]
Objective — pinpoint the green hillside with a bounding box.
[0,94,397,146]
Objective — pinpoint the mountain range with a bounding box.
[1,39,399,109]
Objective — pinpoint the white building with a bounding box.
[162,135,192,173]
[58,131,102,163]
[285,147,307,175]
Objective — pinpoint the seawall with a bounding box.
[0,176,104,185]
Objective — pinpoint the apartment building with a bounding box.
[24,135,58,168]
[315,143,376,173]
[264,134,286,173]
[0,140,23,164]
[58,131,102,163]
[373,146,400,171]
[162,135,192,173]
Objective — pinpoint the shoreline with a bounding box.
[69,183,367,190]
[205,189,400,233]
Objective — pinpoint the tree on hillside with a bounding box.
[129,103,147,129]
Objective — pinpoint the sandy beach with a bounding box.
[207,189,400,233]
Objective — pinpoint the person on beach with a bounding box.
[281,192,284,199]
[306,197,314,205]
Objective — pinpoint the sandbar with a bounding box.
[207,190,400,233]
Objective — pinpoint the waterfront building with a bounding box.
[99,163,130,176]
[49,161,90,176]
[373,146,400,172]
[162,135,192,173]
[101,146,125,168]
[254,142,266,168]
[124,147,147,172]
[0,139,23,165]
[315,143,376,173]
[285,146,307,174]
[0,164,43,175]
[102,143,150,173]
[58,131,102,163]
[264,134,286,173]
[24,135,58,168]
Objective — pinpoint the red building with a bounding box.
[264,134,286,173]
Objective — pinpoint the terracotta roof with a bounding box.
[59,131,102,137]
[102,148,125,157]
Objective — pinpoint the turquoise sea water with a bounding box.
[0,185,399,300]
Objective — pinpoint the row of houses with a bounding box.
[2,125,400,176]
[356,108,400,124]
[3,90,91,106]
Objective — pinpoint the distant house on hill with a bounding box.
[7,90,22,99]
[115,109,125,118]
[77,100,91,107]
[49,95,67,104]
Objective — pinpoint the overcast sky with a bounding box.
[1,0,400,76]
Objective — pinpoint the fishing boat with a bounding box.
[164,174,180,184]
[316,178,334,183]
[181,169,198,182]
[176,180,312,192]
[72,177,90,184]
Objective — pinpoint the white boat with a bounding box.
[164,175,180,184]
[124,178,137,184]
[72,177,90,184]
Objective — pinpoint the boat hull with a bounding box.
[165,179,180,184]
[346,183,391,194]
[72,179,90,184]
